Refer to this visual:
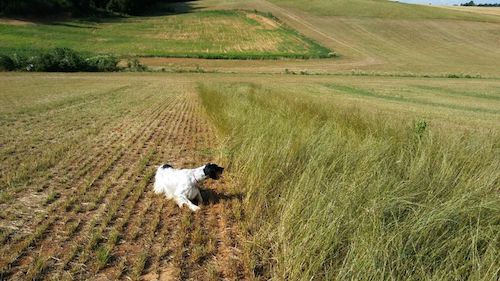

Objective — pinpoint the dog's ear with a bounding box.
[204,163,224,180]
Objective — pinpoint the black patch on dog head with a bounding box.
[161,163,173,169]
[203,163,224,180]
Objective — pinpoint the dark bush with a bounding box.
[34,47,84,72]
[0,48,119,72]
[0,55,16,71]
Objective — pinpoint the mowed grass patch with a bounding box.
[0,10,331,59]
[268,0,500,20]
[255,0,500,76]
[199,82,500,280]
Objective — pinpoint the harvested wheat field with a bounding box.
[0,74,247,281]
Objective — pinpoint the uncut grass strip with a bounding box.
[2,98,170,277]
[224,199,247,280]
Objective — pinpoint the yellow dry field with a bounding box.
[144,0,500,77]
[439,6,500,16]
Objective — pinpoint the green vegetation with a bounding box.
[0,10,331,60]
[199,81,500,280]
[0,47,119,72]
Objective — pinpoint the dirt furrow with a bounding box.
[2,91,174,280]
[2,84,251,281]
[104,94,193,280]
[0,87,158,239]
[59,92,179,278]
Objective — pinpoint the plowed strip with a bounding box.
[1,81,250,281]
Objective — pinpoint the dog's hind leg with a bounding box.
[174,195,200,212]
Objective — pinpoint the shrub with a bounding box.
[34,47,84,72]
[0,48,119,72]
[85,55,119,71]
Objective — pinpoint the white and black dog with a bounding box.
[153,163,224,211]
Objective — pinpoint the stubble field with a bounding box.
[0,74,248,280]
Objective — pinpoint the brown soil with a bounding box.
[0,87,249,280]
[246,12,280,30]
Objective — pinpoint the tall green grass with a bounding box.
[199,83,499,280]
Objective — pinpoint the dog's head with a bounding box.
[203,163,224,180]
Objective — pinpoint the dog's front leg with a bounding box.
[174,195,200,212]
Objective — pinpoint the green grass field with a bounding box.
[0,9,330,59]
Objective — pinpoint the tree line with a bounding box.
[460,1,500,6]
[0,0,179,16]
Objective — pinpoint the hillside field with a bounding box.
[0,9,330,59]
[142,0,500,77]
[1,0,500,280]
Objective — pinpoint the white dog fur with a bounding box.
[153,163,224,211]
